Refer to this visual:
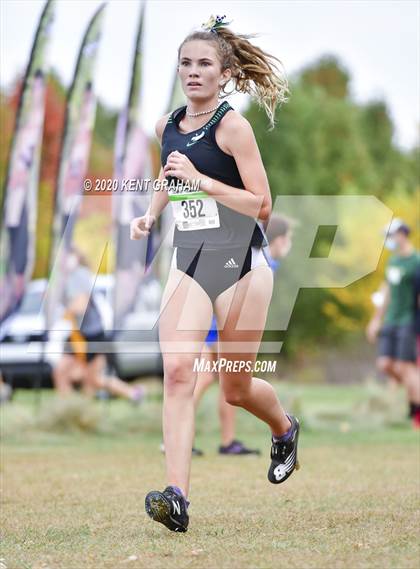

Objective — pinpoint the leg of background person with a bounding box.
[52,354,81,395]
[218,385,236,447]
[159,268,213,498]
[394,360,420,404]
[103,373,141,400]
[214,265,290,436]
[193,344,240,447]
[80,357,97,397]
[377,356,406,397]
[193,344,217,410]
[376,356,404,384]
[84,354,139,400]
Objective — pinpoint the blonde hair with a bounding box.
[178,27,289,129]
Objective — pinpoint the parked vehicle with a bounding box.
[0,275,163,388]
[0,279,67,388]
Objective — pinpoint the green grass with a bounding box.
[1,381,419,569]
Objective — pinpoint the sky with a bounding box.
[1,0,419,149]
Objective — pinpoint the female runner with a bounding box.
[130,15,300,533]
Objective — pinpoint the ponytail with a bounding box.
[178,19,289,129]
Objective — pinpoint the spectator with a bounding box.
[366,219,420,428]
[53,246,145,404]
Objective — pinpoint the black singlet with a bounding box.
[161,101,267,250]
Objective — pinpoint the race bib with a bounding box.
[169,189,220,231]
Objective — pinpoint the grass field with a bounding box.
[1,380,419,569]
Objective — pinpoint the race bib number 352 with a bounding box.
[169,190,220,231]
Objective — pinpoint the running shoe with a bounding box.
[145,486,189,532]
[219,439,261,455]
[268,415,300,484]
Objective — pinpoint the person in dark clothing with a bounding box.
[366,218,420,428]
[131,15,299,533]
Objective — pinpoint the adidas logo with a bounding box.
[224,258,239,268]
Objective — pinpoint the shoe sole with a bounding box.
[144,491,188,532]
[145,491,171,523]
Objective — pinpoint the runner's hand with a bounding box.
[130,213,155,240]
[163,151,200,182]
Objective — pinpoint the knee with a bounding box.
[377,358,394,376]
[393,361,407,379]
[164,358,195,396]
[224,392,244,407]
[222,381,250,407]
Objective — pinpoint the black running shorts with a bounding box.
[171,245,269,303]
[378,323,416,362]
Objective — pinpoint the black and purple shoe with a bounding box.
[145,486,189,533]
[268,415,300,484]
[219,439,261,456]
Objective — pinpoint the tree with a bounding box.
[300,55,351,99]
[245,55,418,356]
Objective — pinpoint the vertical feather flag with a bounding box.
[44,3,106,331]
[112,2,154,330]
[0,0,54,329]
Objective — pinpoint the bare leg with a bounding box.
[84,355,140,400]
[52,354,84,395]
[218,387,236,446]
[193,344,238,447]
[394,360,420,404]
[159,268,213,498]
[215,266,290,437]
[377,357,404,383]
[377,357,420,405]
[193,345,217,409]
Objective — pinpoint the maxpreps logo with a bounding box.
[186,130,205,147]
[193,358,277,373]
